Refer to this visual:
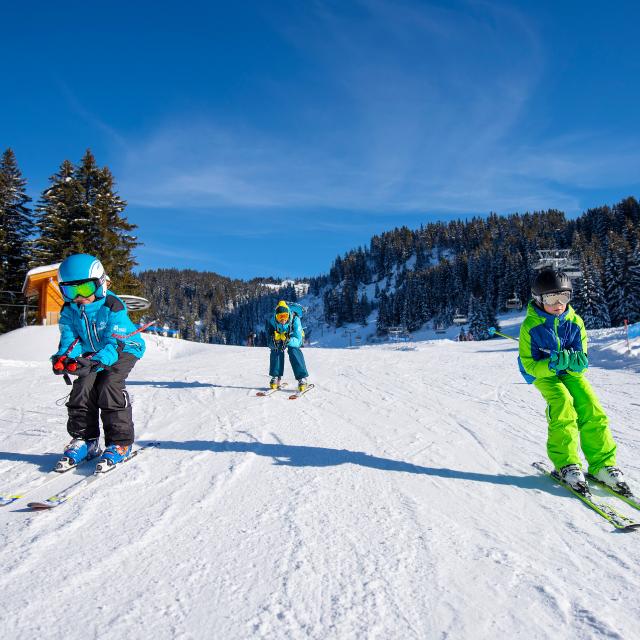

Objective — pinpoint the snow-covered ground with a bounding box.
[1,324,640,639]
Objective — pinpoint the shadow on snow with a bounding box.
[127,380,257,390]
[156,439,543,490]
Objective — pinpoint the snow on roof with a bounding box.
[22,263,60,293]
[24,263,60,278]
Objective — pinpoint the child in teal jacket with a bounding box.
[51,254,145,472]
[266,300,309,392]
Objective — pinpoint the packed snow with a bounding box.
[1,322,640,639]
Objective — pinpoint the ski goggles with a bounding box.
[59,278,101,300]
[541,291,571,305]
[275,312,289,323]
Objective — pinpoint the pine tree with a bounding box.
[603,232,630,326]
[33,150,141,295]
[626,241,640,324]
[0,149,34,331]
[572,259,610,329]
[377,290,390,334]
[468,295,489,340]
[32,159,83,265]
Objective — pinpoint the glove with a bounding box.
[548,349,571,372]
[66,356,101,377]
[51,355,69,375]
[567,350,588,373]
[273,331,288,351]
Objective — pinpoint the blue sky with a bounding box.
[2,0,639,279]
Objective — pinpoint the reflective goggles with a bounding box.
[275,312,289,324]
[59,278,100,300]
[541,291,571,305]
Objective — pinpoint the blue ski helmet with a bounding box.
[57,254,108,301]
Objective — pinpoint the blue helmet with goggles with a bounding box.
[57,254,108,302]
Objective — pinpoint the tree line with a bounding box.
[137,269,297,345]
[3,144,639,342]
[309,198,640,337]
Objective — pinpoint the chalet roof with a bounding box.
[22,263,61,295]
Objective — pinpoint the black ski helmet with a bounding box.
[531,269,572,304]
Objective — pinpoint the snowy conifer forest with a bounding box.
[137,197,640,346]
[1,145,639,344]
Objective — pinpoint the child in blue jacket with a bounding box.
[51,254,145,472]
[266,300,309,391]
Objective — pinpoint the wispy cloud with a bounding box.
[56,80,129,150]
[111,0,638,217]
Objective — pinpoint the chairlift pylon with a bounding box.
[534,248,583,279]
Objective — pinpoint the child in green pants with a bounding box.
[518,269,629,493]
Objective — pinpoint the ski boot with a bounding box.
[594,466,631,495]
[558,464,588,493]
[297,378,309,393]
[269,377,282,390]
[95,444,133,473]
[55,438,101,472]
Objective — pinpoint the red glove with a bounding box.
[52,355,69,375]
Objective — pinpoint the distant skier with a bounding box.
[266,300,309,392]
[50,254,145,471]
[518,269,629,493]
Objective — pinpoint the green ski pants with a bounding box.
[533,375,616,474]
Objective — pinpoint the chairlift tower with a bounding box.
[534,249,582,279]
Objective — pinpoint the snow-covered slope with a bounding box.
[1,326,640,639]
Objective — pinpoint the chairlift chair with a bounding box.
[452,311,467,325]
[435,323,447,334]
[506,294,522,310]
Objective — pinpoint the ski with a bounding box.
[0,454,98,507]
[586,474,640,511]
[27,442,160,510]
[256,382,288,397]
[289,383,315,400]
[532,461,640,530]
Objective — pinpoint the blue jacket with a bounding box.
[55,292,146,366]
[518,301,587,384]
[266,314,305,349]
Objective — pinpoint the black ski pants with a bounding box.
[66,353,137,447]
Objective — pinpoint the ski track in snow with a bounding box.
[0,327,640,639]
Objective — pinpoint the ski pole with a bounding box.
[488,327,517,341]
[488,326,550,353]
[111,319,157,340]
[56,321,157,386]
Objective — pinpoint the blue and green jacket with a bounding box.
[55,292,146,366]
[518,301,587,384]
